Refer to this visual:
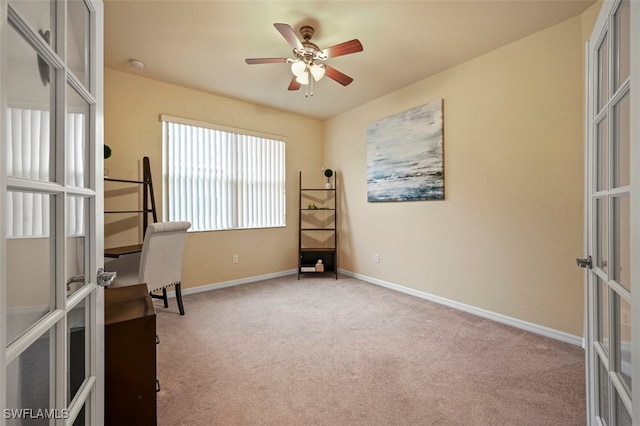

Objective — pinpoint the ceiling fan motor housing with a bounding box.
[299,25,314,40]
[294,26,326,62]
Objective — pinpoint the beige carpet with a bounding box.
[155,275,585,425]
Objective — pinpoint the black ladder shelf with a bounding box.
[298,171,338,279]
[104,156,158,258]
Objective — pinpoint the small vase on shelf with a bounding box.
[323,167,334,189]
[104,144,112,178]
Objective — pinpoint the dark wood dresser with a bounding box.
[105,284,157,426]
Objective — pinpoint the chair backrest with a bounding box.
[138,221,191,293]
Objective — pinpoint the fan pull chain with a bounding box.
[306,71,314,98]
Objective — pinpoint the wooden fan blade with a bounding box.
[245,58,288,65]
[322,39,363,59]
[288,77,301,91]
[325,65,354,86]
[274,23,303,50]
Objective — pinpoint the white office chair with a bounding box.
[107,221,191,315]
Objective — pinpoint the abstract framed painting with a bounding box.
[366,99,444,202]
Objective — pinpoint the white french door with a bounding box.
[583,0,638,424]
[0,0,104,425]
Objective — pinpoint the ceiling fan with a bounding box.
[245,23,363,95]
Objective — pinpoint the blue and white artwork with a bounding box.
[366,100,444,202]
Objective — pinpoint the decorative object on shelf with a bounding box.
[104,144,112,176]
[323,167,334,189]
[308,202,318,210]
[366,99,444,202]
[315,259,324,272]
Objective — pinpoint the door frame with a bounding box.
[630,1,640,423]
[92,0,106,422]
[0,1,7,419]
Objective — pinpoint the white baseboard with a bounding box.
[339,269,584,348]
[164,269,298,298]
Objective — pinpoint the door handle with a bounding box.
[576,256,593,269]
[97,268,117,287]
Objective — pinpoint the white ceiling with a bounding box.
[104,0,595,121]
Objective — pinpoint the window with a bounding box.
[161,116,286,231]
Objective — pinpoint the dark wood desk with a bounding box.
[105,284,157,426]
[104,244,143,258]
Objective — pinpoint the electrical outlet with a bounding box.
[622,308,631,327]
[374,253,380,263]
[232,255,239,264]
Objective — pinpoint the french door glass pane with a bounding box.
[8,1,56,53]
[6,192,54,344]
[72,403,86,426]
[613,196,630,291]
[67,196,88,296]
[68,299,86,404]
[617,295,632,391]
[598,277,610,355]
[597,33,609,113]
[597,117,609,191]
[613,93,630,187]
[66,0,90,88]
[6,327,53,424]
[7,25,54,183]
[616,390,632,426]
[598,358,610,425]
[66,84,90,188]
[596,198,609,273]
[614,0,630,89]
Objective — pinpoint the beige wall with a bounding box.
[324,8,599,337]
[104,69,323,288]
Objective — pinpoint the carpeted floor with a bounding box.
[155,275,585,425]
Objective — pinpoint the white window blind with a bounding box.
[162,117,286,231]
[6,107,86,238]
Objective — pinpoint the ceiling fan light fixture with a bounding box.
[291,60,306,77]
[310,63,325,81]
[295,72,309,85]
